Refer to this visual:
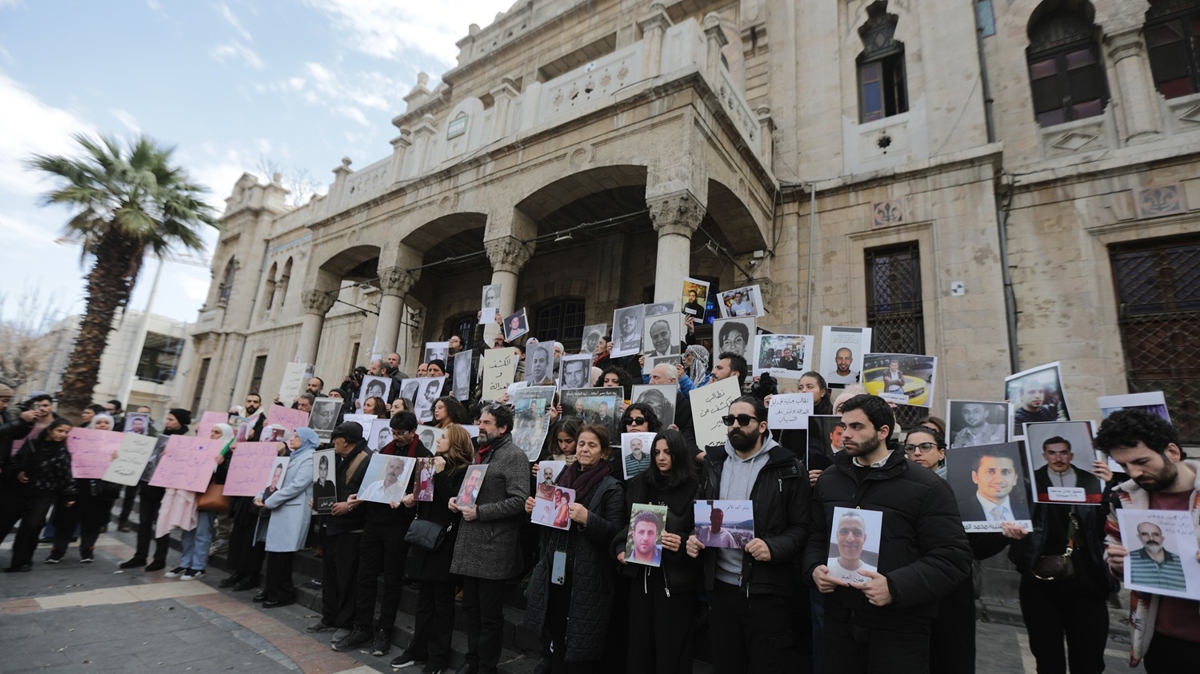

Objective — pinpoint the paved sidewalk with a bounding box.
[0,528,1140,673]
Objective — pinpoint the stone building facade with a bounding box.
[188,0,1200,441]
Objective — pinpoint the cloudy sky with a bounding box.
[0,0,512,324]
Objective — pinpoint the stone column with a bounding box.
[490,78,519,142]
[484,235,536,341]
[296,288,337,366]
[388,130,411,182]
[649,191,706,304]
[638,3,672,78]
[374,265,420,361]
[1105,27,1163,145]
[702,12,729,84]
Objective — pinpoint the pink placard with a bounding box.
[148,436,218,492]
[195,411,229,441]
[65,427,123,479]
[266,406,310,432]
[223,442,281,497]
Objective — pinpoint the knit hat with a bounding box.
[169,408,192,427]
[330,421,363,443]
[428,359,447,373]
[0,383,13,399]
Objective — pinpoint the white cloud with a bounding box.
[111,108,142,134]
[262,62,406,128]
[0,70,97,198]
[210,40,265,70]
[304,0,514,65]
[216,2,253,41]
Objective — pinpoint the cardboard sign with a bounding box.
[692,377,742,449]
[222,442,282,497]
[65,427,123,479]
[481,348,517,401]
[278,362,314,403]
[266,406,310,432]
[102,433,159,486]
[148,436,219,492]
[767,393,814,430]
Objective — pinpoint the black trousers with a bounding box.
[410,579,457,668]
[626,570,698,674]
[52,493,116,557]
[135,484,168,562]
[822,609,930,674]
[264,551,295,602]
[1018,576,1108,674]
[226,502,265,575]
[461,575,508,671]
[354,524,407,631]
[547,583,601,674]
[930,575,976,674]
[117,485,137,524]
[321,530,361,628]
[1143,632,1200,674]
[708,581,797,674]
[0,490,56,568]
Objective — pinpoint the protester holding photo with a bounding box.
[219,423,286,593]
[613,429,700,674]
[431,396,470,429]
[1098,410,1200,670]
[253,427,316,608]
[46,421,123,564]
[797,371,834,415]
[361,396,390,419]
[525,424,625,671]
[0,418,76,572]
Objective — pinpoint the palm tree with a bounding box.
[26,134,218,420]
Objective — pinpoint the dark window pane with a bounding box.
[866,243,924,355]
[1065,48,1096,68]
[1030,58,1059,79]
[1146,22,1183,48]
[1158,77,1196,98]
[1037,109,1067,126]
[1071,99,1104,119]
[1067,54,1105,101]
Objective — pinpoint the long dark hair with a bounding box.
[621,402,662,433]
[38,418,72,443]
[799,371,833,415]
[595,365,634,399]
[433,397,470,427]
[649,429,696,488]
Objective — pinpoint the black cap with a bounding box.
[330,421,363,443]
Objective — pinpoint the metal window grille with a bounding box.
[1110,236,1200,442]
[135,332,184,384]
[449,315,475,350]
[866,243,926,428]
[248,355,268,396]
[191,358,211,414]
[534,299,587,349]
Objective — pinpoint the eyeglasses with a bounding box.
[903,442,940,454]
[721,414,759,427]
[627,417,647,425]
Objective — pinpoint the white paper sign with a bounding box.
[767,393,814,430]
[481,349,517,401]
[480,307,496,325]
[101,433,159,487]
[1047,487,1086,503]
[1117,509,1200,600]
[692,377,743,449]
[278,362,313,402]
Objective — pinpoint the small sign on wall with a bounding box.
[447,113,467,139]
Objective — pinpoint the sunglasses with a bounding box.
[721,414,759,427]
[627,417,647,425]
[903,442,940,454]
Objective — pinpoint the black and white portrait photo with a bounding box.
[580,323,606,356]
[525,341,556,386]
[358,375,391,405]
[714,317,755,360]
[414,377,445,423]
[453,349,473,401]
[481,283,502,310]
[611,305,644,358]
[643,301,676,317]
[559,354,592,389]
[423,341,450,366]
[642,313,681,357]
[631,384,677,427]
[307,397,341,441]
[399,378,420,405]
[312,449,336,514]
[947,400,1009,449]
[1005,362,1070,438]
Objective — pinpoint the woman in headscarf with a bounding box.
[684,345,709,394]
[89,413,115,431]
[253,427,316,607]
[46,414,123,563]
[0,418,75,572]
[221,423,287,592]
[159,423,232,579]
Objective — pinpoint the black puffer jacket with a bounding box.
[10,435,76,498]
[804,450,971,630]
[524,472,624,663]
[611,469,702,592]
[696,439,810,596]
[409,463,465,582]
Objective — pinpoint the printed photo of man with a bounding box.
[957,449,1029,523]
[629,510,663,566]
[1129,522,1189,593]
[827,510,876,584]
[695,507,737,548]
[1033,435,1102,501]
[952,402,1007,448]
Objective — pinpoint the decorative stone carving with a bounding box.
[1133,184,1186,220]
[377,265,420,297]
[648,191,706,238]
[300,288,337,316]
[872,199,906,229]
[485,236,535,274]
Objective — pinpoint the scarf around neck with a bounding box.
[557,458,612,502]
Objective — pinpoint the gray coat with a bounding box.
[254,443,315,553]
[449,433,530,579]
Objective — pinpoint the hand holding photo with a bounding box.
[1116,509,1200,600]
[693,499,754,548]
[535,460,566,501]
[1024,421,1103,504]
[621,432,657,479]
[531,486,575,530]
[457,464,489,507]
[415,457,436,502]
[626,504,669,567]
[502,308,529,342]
[945,442,1033,533]
[359,454,416,506]
[312,449,337,514]
[263,456,291,495]
[862,353,937,408]
[827,507,883,585]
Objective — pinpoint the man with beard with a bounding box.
[1012,378,1060,425]
[806,394,970,674]
[685,396,809,674]
[1129,522,1188,592]
[1099,409,1200,670]
[950,402,1005,448]
[827,347,858,385]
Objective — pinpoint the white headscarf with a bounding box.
[88,413,115,429]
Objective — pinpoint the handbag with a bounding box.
[405,517,452,552]
[1031,509,1077,581]
[197,481,231,512]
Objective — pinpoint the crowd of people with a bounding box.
[0,311,1197,674]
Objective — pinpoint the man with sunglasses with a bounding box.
[805,394,970,674]
[686,396,809,674]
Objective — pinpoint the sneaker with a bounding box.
[390,650,424,668]
[330,628,351,643]
[118,557,146,570]
[181,569,205,580]
[372,629,392,656]
[332,627,372,652]
[44,553,63,564]
[80,548,94,563]
[144,560,167,572]
[420,665,444,674]
[164,566,187,578]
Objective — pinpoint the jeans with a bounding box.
[180,510,215,570]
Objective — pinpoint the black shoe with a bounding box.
[390,650,424,668]
[232,574,260,591]
[420,666,444,674]
[262,597,294,609]
[372,628,392,656]
[118,557,146,570]
[219,572,246,588]
[453,665,479,674]
[252,592,267,603]
[118,523,132,533]
[80,547,94,563]
[3,564,32,573]
[332,627,372,652]
[44,552,64,564]
[306,620,336,633]
[144,559,166,572]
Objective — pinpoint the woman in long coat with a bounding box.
[254,427,315,607]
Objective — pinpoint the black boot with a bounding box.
[233,573,260,591]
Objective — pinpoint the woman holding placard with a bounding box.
[523,424,625,672]
[797,371,833,415]
[613,429,700,674]
[46,416,123,563]
[2,419,76,572]
[253,427,316,608]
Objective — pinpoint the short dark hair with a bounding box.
[717,352,749,388]
[1095,409,1182,456]
[390,411,418,432]
[972,447,1018,473]
[905,426,945,449]
[578,423,612,453]
[631,509,662,532]
[313,376,325,388]
[730,395,768,426]
[622,403,662,433]
[839,394,894,438]
[27,393,54,407]
[246,392,262,401]
[1042,435,1071,452]
[107,399,123,412]
[483,404,514,434]
[719,321,750,344]
[595,365,634,398]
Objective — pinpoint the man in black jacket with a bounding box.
[686,395,810,674]
[806,395,971,674]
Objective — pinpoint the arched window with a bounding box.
[277,257,293,309]
[1145,0,1200,99]
[263,262,278,313]
[445,312,475,350]
[217,259,236,307]
[857,1,908,123]
[1027,3,1108,127]
[533,298,586,349]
